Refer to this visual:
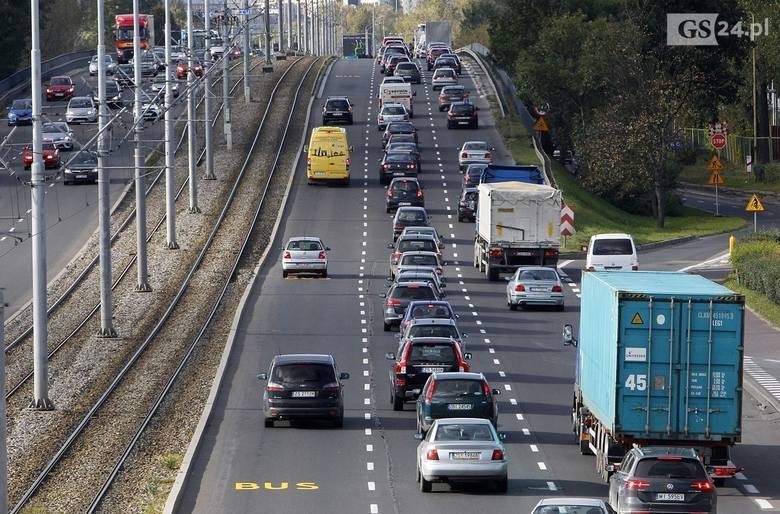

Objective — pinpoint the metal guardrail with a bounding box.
[457,46,504,118]
[0,49,96,104]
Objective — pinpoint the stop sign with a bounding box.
[711,133,727,150]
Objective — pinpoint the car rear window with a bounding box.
[464,142,489,151]
[592,238,633,255]
[51,77,70,85]
[401,254,437,266]
[384,106,406,115]
[433,379,485,397]
[392,181,420,192]
[451,104,474,115]
[396,63,416,71]
[392,285,436,300]
[287,240,322,251]
[398,239,435,252]
[518,269,558,281]
[397,210,426,222]
[463,191,478,202]
[386,153,414,163]
[635,458,707,479]
[389,123,414,132]
[435,423,493,441]
[272,363,335,385]
[327,99,349,110]
[408,343,456,364]
[435,69,455,78]
[409,325,458,339]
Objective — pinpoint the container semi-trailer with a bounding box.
[563,271,745,485]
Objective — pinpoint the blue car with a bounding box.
[7,98,33,126]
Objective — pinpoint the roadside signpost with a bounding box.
[533,116,549,132]
[745,194,764,232]
[707,154,724,215]
[709,121,728,150]
[560,204,575,247]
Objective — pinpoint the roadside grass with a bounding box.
[494,117,747,250]
[678,150,780,192]
[724,277,780,328]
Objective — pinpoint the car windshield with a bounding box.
[401,254,437,266]
[51,77,70,85]
[410,304,451,319]
[384,106,406,115]
[272,363,335,385]
[518,269,558,281]
[72,152,97,165]
[398,240,435,252]
[42,123,58,132]
[391,285,435,300]
[433,379,484,398]
[434,423,493,441]
[287,240,323,251]
[635,458,707,479]
[409,325,458,339]
[409,343,456,364]
[70,98,92,108]
[12,99,32,109]
[592,238,633,255]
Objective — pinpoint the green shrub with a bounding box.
[732,236,780,304]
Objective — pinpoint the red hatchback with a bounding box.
[22,142,61,169]
[176,60,203,79]
[46,75,75,101]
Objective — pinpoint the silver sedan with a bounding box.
[458,141,494,171]
[531,497,613,514]
[281,236,329,278]
[415,417,508,493]
[41,121,74,150]
[506,266,564,311]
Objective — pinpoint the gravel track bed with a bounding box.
[95,59,324,514]
[6,58,304,511]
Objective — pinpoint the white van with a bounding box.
[378,82,415,117]
[585,233,638,271]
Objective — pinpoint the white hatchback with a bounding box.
[431,67,458,90]
[282,237,329,278]
[378,103,409,131]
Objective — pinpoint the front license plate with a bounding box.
[447,404,473,410]
[450,452,480,460]
[332,113,342,116]
[55,93,63,96]
[291,391,316,398]
[420,367,445,373]
[655,493,685,501]
[76,174,88,179]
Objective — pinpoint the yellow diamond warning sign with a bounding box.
[631,313,644,325]
[745,194,764,212]
[532,116,549,132]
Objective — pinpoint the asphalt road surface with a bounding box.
[176,58,780,514]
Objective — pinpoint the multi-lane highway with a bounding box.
[171,57,780,513]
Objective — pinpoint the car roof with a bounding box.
[591,232,633,240]
[431,372,484,381]
[389,177,420,184]
[516,266,559,273]
[400,251,439,257]
[326,95,350,101]
[407,300,452,308]
[406,336,459,344]
[272,354,334,364]
[535,498,606,507]
[396,206,426,213]
[634,446,699,458]
[434,417,492,426]
[397,233,436,242]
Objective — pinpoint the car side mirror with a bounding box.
[461,332,468,338]
[386,242,394,249]
[414,432,424,440]
[563,323,578,347]
[325,247,331,251]
[454,313,459,319]
[464,352,472,360]
[303,145,308,153]
[350,145,354,152]
[257,373,268,380]
[339,372,350,380]
[498,432,507,441]
[385,352,396,360]
[492,388,501,395]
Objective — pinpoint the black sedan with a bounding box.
[379,152,419,185]
[63,150,98,185]
[386,177,424,212]
[447,101,479,129]
[385,141,421,171]
[382,121,418,148]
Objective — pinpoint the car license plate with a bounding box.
[530,287,547,292]
[420,367,445,373]
[55,93,63,96]
[655,493,685,501]
[332,113,342,116]
[291,391,316,398]
[76,174,87,179]
[458,121,469,125]
[399,202,411,206]
[447,404,473,410]
[450,451,480,460]
[314,171,326,176]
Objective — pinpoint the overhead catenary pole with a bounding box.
[0,290,8,513]
[264,0,272,64]
[278,0,284,53]
[287,0,293,51]
[203,0,215,180]
[97,0,117,335]
[222,2,233,150]
[243,0,251,102]
[186,0,200,213]
[313,0,318,55]
[296,0,301,53]
[133,0,152,291]
[303,0,309,54]
[164,0,178,248]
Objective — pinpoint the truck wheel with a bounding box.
[487,266,499,282]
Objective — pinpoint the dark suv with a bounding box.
[416,372,499,434]
[381,282,439,331]
[394,62,421,83]
[257,354,350,428]
[386,338,471,410]
[438,85,468,111]
[447,101,478,129]
[457,187,479,222]
[608,446,717,514]
[386,177,424,212]
[322,96,353,125]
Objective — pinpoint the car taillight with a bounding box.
[46,88,52,93]
[691,480,714,492]
[491,449,504,461]
[424,381,437,403]
[714,466,737,476]
[387,189,393,198]
[392,251,401,260]
[346,157,350,169]
[321,382,339,393]
[417,190,423,198]
[489,248,502,258]
[472,111,478,118]
[632,265,639,270]
[552,285,562,292]
[426,449,439,460]
[283,251,291,259]
[485,153,491,159]
[625,479,650,490]
[515,284,525,292]
[544,250,558,258]
[384,164,391,169]
[407,164,416,169]
[482,382,492,395]
[394,224,403,230]
[386,298,401,307]
[439,95,445,100]
[461,152,468,158]
[318,251,327,259]
[436,267,443,275]
[68,86,74,92]
[266,382,284,392]
[447,112,454,118]
[395,361,407,374]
